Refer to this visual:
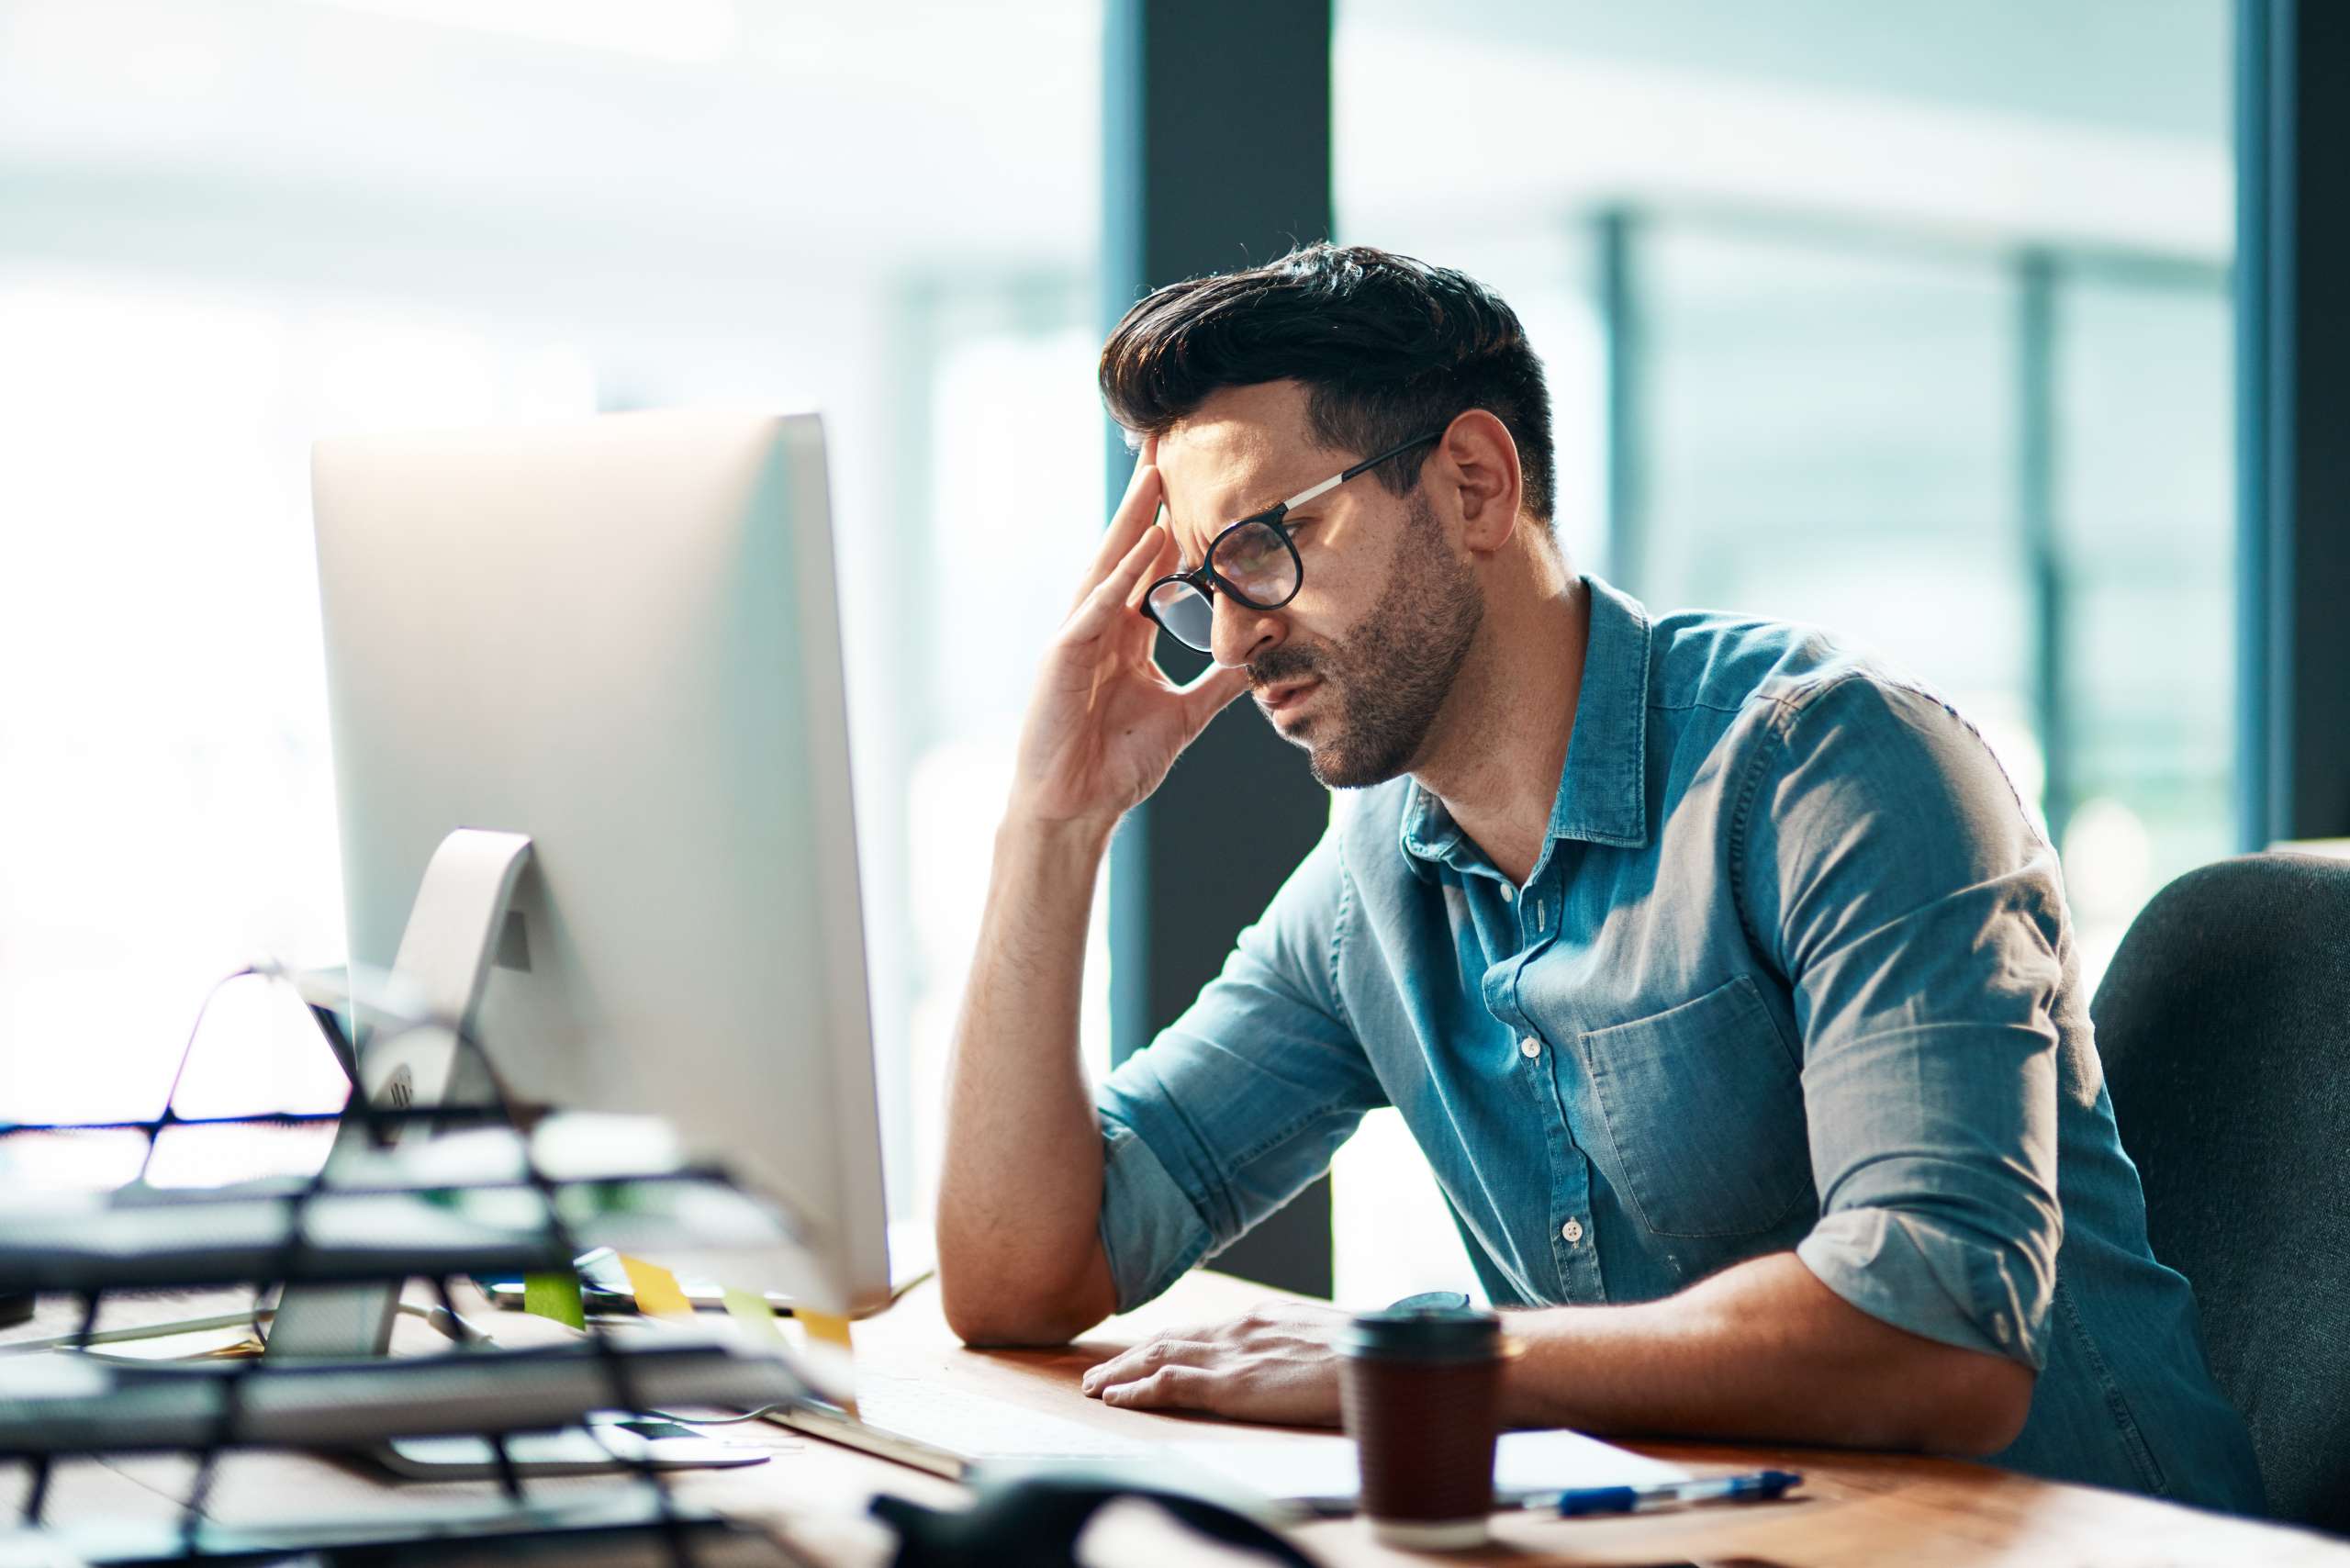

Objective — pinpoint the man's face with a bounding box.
[1155,382,1483,789]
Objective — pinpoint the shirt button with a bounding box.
[1499,884,1515,903]
[1561,1218,1584,1244]
[1518,1036,1541,1058]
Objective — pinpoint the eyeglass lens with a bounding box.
[1147,578,1215,651]
[1211,519,1298,604]
[1146,520,1301,653]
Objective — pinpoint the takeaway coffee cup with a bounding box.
[1337,1304,1507,1550]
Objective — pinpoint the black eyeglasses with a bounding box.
[1140,432,1442,654]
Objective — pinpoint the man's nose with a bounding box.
[1207,590,1283,670]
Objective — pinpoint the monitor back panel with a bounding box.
[310,409,890,1316]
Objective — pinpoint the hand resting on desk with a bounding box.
[1071,1254,2032,1458]
[1079,1298,1348,1425]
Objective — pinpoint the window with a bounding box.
[1333,0,2232,1305]
[0,0,1105,1227]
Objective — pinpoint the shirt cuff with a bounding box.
[1797,1207,2051,1371]
[1097,1112,1216,1314]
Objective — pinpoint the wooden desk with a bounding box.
[8,1273,2345,1567]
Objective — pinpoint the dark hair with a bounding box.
[1099,243,1555,524]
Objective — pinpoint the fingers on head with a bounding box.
[1074,504,1151,619]
[1069,524,1164,631]
[1115,521,1168,590]
[1116,461,1163,529]
[1125,528,1163,583]
[1104,462,1158,532]
[1126,528,1179,611]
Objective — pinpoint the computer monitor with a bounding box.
[303,409,891,1322]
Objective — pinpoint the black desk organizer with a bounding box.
[0,967,822,1568]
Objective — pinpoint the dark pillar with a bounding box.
[1102,0,1336,1297]
[2239,0,2350,846]
[2018,251,2073,849]
[1595,209,1646,596]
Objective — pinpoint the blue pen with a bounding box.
[1540,1469,1802,1517]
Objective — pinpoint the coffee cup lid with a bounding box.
[1340,1305,1501,1362]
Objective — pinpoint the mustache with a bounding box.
[1248,647,1319,689]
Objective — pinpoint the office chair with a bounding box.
[2093,850,2350,1534]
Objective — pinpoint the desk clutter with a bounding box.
[0,970,1359,1568]
[0,966,833,1568]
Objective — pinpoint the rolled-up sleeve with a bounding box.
[1740,675,2065,1369]
[1094,829,1387,1312]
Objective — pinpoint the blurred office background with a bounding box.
[0,2,2244,1297]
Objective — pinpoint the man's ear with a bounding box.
[1437,409,1523,554]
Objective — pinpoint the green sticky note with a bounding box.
[523,1270,587,1329]
[722,1286,784,1342]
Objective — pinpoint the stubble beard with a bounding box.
[1250,492,1484,790]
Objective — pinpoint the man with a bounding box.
[935,243,2262,1511]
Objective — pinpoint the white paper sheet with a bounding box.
[1167,1427,1689,1507]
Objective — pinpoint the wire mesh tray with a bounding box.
[0,1336,811,1455]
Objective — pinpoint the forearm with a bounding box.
[1503,1251,2035,1455]
[936,811,1121,1344]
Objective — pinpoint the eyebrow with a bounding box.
[1176,473,1326,556]
[1169,498,1263,566]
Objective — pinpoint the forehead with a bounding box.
[1155,381,1348,555]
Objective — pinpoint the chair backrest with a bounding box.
[2093,851,2350,1533]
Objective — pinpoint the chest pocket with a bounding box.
[1576,974,1814,1239]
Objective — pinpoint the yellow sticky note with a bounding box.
[722,1286,784,1341]
[798,1309,853,1353]
[798,1308,856,1417]
[617,1254,695,1318]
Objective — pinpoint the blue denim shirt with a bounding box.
[1095,575,2262,1513]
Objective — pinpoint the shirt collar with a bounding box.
[1399,776,1466,865]
[1398,573,1653,876]
[1544,574,1651,849]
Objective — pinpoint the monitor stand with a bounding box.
[267,827,766,1478]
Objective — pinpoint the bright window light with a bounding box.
[0,274,597,1127]
[307,0,737,62]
